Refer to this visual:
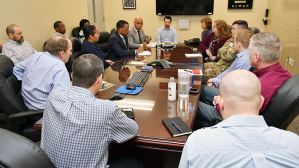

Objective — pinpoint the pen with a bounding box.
[172,121,182,132]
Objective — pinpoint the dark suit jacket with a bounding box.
[81,40,110,69]
[108,31,135,62]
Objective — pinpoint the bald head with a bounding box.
[134,17,143,31]
[219,70,263,118]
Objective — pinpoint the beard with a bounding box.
[165,25,170,28]
[15,36,24,44]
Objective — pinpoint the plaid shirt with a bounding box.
[179,115,299,168]
[41,86,139,168]
[2,39,37,65]
[13,51,71,110]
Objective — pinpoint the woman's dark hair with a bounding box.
[79,19,90,29]
[83,25,96,40]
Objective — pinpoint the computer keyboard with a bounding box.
[126,71,150,87]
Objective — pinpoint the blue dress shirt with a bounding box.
[41,86,139,168]
[179,115,299,168]
[81,40,110,69]
[156,26,178,43]
[13,51,71,110]
[212,49,251,86]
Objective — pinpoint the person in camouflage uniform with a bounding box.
[204,20,249,79]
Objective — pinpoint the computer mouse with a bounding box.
[109,93,125,100]
[126,84,136,90]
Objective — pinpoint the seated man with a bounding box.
[108,20,143,62]
[41,54,141,168]
[51,21,68,37]
[204,20,248,79]
[2,24,37,65]
[128,17,152,49]
[179,70,299,168]
[207,29,253,87]
[156,16,178,43]
[13,35,71,113]
[197,32,292,123]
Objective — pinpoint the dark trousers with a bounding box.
[108,157,143,168]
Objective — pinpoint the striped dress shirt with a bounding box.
[179,115,299,168]
[212,49,251,86]
[156,26,178,43]
[13,51,71,110]
[41,86,139,168]
[2,39,37,65]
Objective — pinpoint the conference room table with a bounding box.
[33,43,203,153]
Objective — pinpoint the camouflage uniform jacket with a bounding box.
[204,37,236,78]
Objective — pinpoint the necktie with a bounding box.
[137,31,142,44]
[122,37,127,49]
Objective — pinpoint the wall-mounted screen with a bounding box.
[156,0,214,15]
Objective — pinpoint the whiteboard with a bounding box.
[265,0,299,75]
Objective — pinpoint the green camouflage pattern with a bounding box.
[204,37,236,78]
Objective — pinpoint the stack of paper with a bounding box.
[146,43,156,48]
[185,53,202,58]
[130,61,146,66]
[137,51,151,56]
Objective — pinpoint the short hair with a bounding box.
[164,16,172,22]
[235,29,253,48]
[6,24,17,35]
[201,17,212,30]
[232,20,248,29]
[116,20,129,29]
[54,21,62,29]
[83,25,96,40]
[250,32,282,64]
[79,19,90,29]
[72,54,104,88]
[214,20,231,43]
[45,35,69,56]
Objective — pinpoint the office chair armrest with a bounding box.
[8,110,44,120]
[208,115,223,126]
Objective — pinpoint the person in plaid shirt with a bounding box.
[41,54,143,168]
[2,24,37,65]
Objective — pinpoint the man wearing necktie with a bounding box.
[128,17,152,49]
[108,20,144,62]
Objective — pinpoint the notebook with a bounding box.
[162,117,192,137]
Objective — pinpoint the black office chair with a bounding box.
[0,55,42,142]
[96,31,111,60]
[0,128,55,168]
[66,37,82,74]
[228,25,232,34]
[111,27,117,34]
[248,27,260,34]
[72,26,81,39]
[195,74,299,130]
[262,73,299,129]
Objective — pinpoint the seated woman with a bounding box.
[79,19,90,43]
[201,17,213,41]
[199,20,231,63]
[81,25,114,69]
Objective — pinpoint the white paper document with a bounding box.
[185,53,202,58]
[146,43,156,48]
[137,51,151,56]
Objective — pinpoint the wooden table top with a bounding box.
[34,43,203,152]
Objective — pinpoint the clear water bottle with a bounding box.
[157,35,161,48]
[168,77,176,101]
